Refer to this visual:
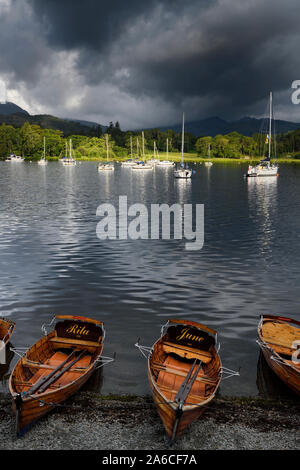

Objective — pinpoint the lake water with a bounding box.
[0,161,299,398]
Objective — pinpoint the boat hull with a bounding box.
[11,365,96,436]
[148,319,221,442]
[9,316,104,436]
[258,315,300,396]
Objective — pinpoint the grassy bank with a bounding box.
[42,153,300,164]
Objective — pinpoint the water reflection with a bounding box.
[247,176,278,259]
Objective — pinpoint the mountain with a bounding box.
[0,102,104,136]
[0,102,29,116]
[155,116,300,137]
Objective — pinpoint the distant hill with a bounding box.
[0,102,29,116]
[154,116,300,137]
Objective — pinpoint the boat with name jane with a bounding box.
[9,315,114,436]
[136,319,222,443]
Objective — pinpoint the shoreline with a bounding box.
[0,392,299,450]
[3,157,300,164]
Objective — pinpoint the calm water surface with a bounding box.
[0,161,299,397]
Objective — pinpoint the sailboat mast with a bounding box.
[181,112,185,165]
[167,138,169,160]
[43,136,46,160]
[130,136,133,158]
[106,134,109,161]
[269,91,272,160]
[70,139,72,158]
[142,132,145,158]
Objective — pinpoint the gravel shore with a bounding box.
[0,393,299,450]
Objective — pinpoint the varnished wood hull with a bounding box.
[258,315,300,396]
[148,320,222,442]
[260,346,300,396]
[11,364,97,436]
[148,368,207,441]
[0,318,15,345]
[9,316,104,436]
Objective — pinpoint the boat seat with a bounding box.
[18,351,92,393]
[262,321,300,353]
[49,336,101,349]
[162,341,212,363]
[152,361,217,385]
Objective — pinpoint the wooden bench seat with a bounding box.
[152,361,217,385]
[49,336,101,349]
[162,341,212,363]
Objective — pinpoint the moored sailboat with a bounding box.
[247,92,279,177]
[98,135,114,171]
[38,137,48,166]
[157,138,175,167]
[174,113,193,179]
[60,139,77,166]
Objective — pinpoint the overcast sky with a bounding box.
[0,0,300,129]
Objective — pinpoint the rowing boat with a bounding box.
[0,317,15,345]
[9,315,105,436]
[257,314,300,395]
[145,319,222,443]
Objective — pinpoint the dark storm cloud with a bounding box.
[1,0,300,127]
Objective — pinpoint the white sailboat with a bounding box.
[122,136,138,166]
[60,139,77,166]
[157,138,175,167]
[132,133,153,170]
[38,137,48,166]
[98,135,114,171]
[147,139,160,165]
[247,92,279,177]
[204,144,213,166]
[174,113,193,179]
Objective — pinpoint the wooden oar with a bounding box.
[174,359,202,406]
[25,351,76,396]
[37,350,87,394]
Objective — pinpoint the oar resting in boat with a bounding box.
[9,315,114,436]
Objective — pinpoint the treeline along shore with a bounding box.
[1,120,300,162]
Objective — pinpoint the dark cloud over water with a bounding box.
[0,0,300,128]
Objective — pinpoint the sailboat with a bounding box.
[204,144,213,167]
[132,133,153,170]
[157,138,175,167]
[174,113,193,179]
[147,139,160,165]
[122,136,138,166]
[38,137,48,166]
[247,92,279,177]
[60,139,77,166]
[98,135,114,172]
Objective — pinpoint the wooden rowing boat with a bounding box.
[257,314,300,396]
[0,317,15,345]
[147,319,222,443]
[9,315,104,436]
